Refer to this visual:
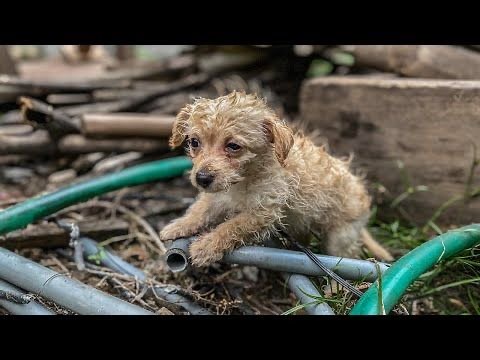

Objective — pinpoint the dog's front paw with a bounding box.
[159,221,198,241]
[189,235,224,267]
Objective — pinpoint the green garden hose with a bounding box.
[350,224,480,315]
[0,156,192,235]
[2,155,479,315]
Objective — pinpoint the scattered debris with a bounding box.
[2,45,478,315]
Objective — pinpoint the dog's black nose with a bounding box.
[196,171,214,188]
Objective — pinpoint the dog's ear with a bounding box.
[169,104,192,149]
[264,114,294,166]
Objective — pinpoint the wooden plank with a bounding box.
[102,54,196,81]
[58,73,209,116]
[0,219,129,249]
[0,132,168,155]
[300,75,480,225]
[0,74,130,94]
[0,131,55,155]
[343,45,480,79]
[58,135,169,154]
[81,113,174,138]
[115,45,135,61]
[46,93,93,105]
[0,46,17,75]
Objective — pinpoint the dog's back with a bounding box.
[282,132,392,260]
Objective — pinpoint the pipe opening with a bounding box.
[166,249,188,273]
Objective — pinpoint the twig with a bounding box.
[68,200,167,254]
[106,277,135,300]
[98,233,137,247]
[83,268,138,281]
[135,232,165,256]
[19,96,81,137]
[94,275,109,288]
[56,254,157,312]
[245,297,279,315]
[106,278,158,312]
[47,254,70,274]
[0,290,32,304]
[56,249,138,281]
[132,284,149,303]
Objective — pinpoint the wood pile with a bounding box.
[0,46,312,315]
[0,45,298,234]
[300,45,480,224]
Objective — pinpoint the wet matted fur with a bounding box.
[160,91,393,265]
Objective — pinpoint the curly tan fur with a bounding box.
[160,91,393,266]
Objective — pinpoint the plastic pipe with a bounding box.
[0,156,192,235]
[0,279,55,315]
[80,237,213,315]
[350,224,480,315]
[283,274,335,315]
[168,239,337,314]
[0,247,152,315]
[151,286,213,315]
[81,237,146,279]
[166,238,388,282]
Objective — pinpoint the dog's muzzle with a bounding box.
[195,171,214,188]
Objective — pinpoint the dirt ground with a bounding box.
[2,170,304,315]
[2,45,478,315]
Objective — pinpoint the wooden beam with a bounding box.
[0,131,55,155]
[0,132,169,155]
[300,75,480,224]
[0,46,17,75]
[343,45,480,79]
[115,45,135,61]
[58,135,169,154]
[81,113,174,138]
[0,219,129,249]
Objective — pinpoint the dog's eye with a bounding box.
[226,142,241,152]
[190,138,200,148]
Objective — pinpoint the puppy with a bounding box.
[160,91,393,266]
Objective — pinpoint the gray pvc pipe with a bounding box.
[81,237,146,279]
[0,247,152,315]
[151,285,213,315]
[166,238,389,282]
[80,237,213,315]
[283,274,335,315]
[0,279,55,315]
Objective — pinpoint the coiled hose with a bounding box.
[350,224,480,315]
[1,156,479,315]
[0,156,192,235]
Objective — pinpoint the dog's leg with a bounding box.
[325,221,394,261]
[159,193,221,241]
[325,220,365,259]
[360,228,394,261]
[189,210,280,266]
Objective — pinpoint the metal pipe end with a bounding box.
[166,248,189,273]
